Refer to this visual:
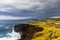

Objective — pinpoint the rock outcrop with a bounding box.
[14,19,60,40]
[14,24,44,40]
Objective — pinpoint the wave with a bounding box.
[0,28,20,40]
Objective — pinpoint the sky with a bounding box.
[0,0,60,20]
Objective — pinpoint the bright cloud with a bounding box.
[0,0,59,12]
[50,16,60,18]
[0,15,31,20]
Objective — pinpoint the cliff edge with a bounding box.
[14,19,60,40]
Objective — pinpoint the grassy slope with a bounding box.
[27,18,60,40]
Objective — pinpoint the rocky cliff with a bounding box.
[14,19,60,40]
[14,24,44,40]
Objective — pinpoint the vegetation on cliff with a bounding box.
[14,18,60,40]
[28,19,60,40]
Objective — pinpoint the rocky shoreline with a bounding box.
[14,19,60,40]
[14,24,43,40]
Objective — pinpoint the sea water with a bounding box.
[0,28,20,40]
[0,19,37,40]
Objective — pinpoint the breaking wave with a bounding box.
[0,28,21,40]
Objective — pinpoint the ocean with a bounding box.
[0,19,38,40]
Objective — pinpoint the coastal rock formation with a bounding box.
[14,19,60,40]
[14,24,44,40]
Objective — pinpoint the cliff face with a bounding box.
[14,24,44,40]
[14,19,60,40]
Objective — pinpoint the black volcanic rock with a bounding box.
[14,24,44,40]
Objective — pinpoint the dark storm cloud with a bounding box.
[0,0,60,19]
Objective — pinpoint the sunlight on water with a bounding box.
[0,28,21,40]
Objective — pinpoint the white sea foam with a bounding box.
[0,28,21,40]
